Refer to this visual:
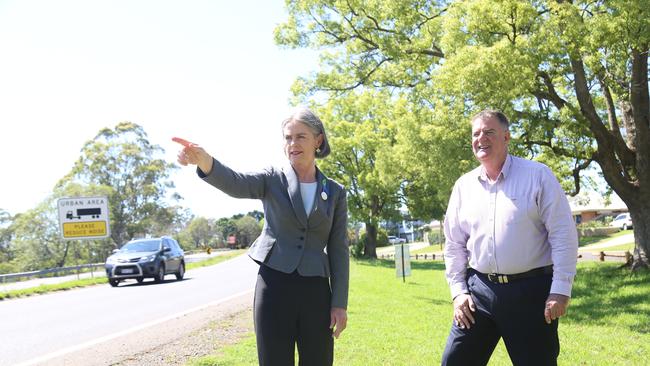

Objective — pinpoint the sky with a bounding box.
[0,0,320,220]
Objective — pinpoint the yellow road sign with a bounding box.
[62,221,107,238]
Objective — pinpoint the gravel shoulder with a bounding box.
[33,291,255,366]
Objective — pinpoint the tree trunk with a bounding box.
[364,222,378,258]
[57,241,70,268]
[628,204,650,270]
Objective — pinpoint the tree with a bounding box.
[0,210,13,260]
[10,201,67,270]
[0,209,17,273]
[57,122,180,247]
[235,215,263,247]
[277,0,650,269]
[185,216,211,248]
[316,91,403,257]
[246,210,265,222]
[216,217,237,245]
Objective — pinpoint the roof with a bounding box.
[567,191,627,214]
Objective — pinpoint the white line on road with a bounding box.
[13,288,254,366]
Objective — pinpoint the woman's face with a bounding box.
[283,120,323,167]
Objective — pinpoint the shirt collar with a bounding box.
[477,154,512,182]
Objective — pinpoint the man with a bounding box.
[441,110,578,366]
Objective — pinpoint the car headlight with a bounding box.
[140,254,157,262]
[106,256,117,264]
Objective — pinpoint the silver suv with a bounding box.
[105,237,185,287]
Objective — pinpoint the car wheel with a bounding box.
[155,264,165,283]
[109,279,119,287]
[175,262,185,280]
[136,277,144,284]
[623,223,628,230]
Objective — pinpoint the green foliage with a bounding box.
[1,122,183,274]
[0,277,109,301]
[56,122,180,246]
[277,0,650,266]
[177,212,264,251]
[316,91,403,225]
[0,209,15,264]
[193,260,650,365]
[315,91,404,256]
[234,215,262,247]
[360,227,389,248]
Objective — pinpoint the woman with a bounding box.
[173,107,349,366]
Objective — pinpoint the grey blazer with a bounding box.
[199,158,349,309]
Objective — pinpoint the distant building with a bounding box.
[380,210,426,243]
[568,191,628,224]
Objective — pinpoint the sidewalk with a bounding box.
[578,232,634,251]
[376,241,432,255]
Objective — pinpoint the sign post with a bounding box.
[58,196,110,240]
[395,244,411,282]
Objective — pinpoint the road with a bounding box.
[0,254,258,366]
[0,251,230,292]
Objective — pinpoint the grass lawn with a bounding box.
[189,259,650,366]
[598,242,634,252]
[0,250,245,301]
[185,250,246,270]
[580,242,635,253]
[578,229,631,247]
[410,244,443,255]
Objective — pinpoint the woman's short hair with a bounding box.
[281,106,331,158]
[471,109,510,130]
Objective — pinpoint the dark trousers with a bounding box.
[254,265,333,366]
[441,270,559,366]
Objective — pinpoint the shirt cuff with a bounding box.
[450,282,469,300]
[550,278,573,297]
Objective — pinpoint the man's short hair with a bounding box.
[471,110,509,130]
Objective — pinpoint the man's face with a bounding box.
[471,116,510,165]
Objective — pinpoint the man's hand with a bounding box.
[330,307,347,339]
[171,137,213,174]
[544,293,570,324]
[453,293,476,329]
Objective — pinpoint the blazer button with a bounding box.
[297,245,303,249]
[300,236,304,240]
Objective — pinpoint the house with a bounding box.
[568,191,628,224]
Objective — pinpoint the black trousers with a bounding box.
[441,270,559,366]
[254,265,333,366]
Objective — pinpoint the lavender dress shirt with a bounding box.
[443,155,578,299]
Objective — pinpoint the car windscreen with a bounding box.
[121,240,161,252]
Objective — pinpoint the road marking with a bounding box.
[14,288,254,366]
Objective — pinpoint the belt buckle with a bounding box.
[488,273,509,284]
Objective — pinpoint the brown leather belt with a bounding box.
[471,265,553,284]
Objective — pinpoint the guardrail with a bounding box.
[0,263,104,284]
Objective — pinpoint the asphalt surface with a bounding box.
[0,251,228,292]
[0,254,258,366]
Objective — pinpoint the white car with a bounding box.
[388,236,406,244]
[610,213,633,230]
